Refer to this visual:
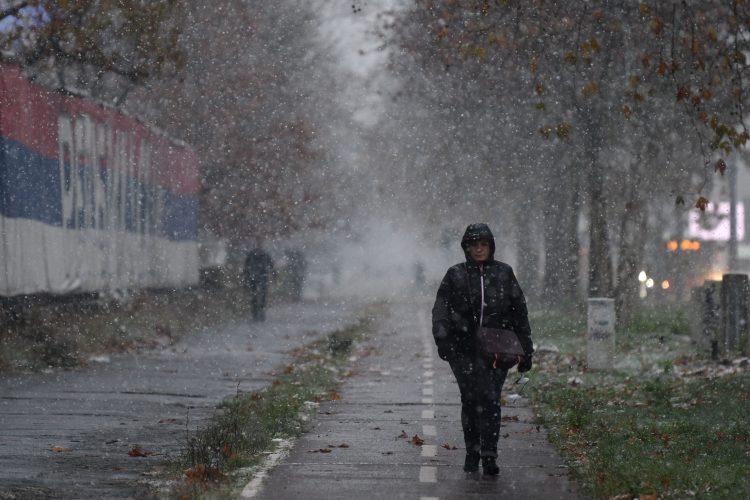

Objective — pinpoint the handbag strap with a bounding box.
[480,272,485,326]
[464,262,485,327]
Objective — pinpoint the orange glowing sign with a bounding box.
[666,239,700,251]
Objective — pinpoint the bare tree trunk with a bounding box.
[515,202,541,302]
[614,162,648,327]
[542,158,581,308]
[562,174,583,308]
[585,115,613,298]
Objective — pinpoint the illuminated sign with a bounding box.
[666,240,701,251]
[687,201,745,242]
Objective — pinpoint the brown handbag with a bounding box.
[466,263,525,368]
[476,326,525,365]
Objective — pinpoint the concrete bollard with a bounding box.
[701,281,722,359]
[720,273,750,355]
[587,298,616,370]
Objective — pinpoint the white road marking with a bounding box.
[240,438,294,498]
[421,444,437,457]
[418,307,440,491]
[419,466,437,483]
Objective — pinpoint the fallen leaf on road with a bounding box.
[337,443,350,448]
[411,434,425,446]
[398,430,409,439]
[328,391,342,401]
[128,446,157,457]
[440,443,457,450]
[502,433,510,438]
[501,415,519,422]
[309,448,332,453]
[50,446,69,453]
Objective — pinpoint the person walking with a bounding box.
[243,246,274,321]
[285,249,306,302]
[431,223,534,475]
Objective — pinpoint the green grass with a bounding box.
[168,319,372,498]
[530,373,750,499]
[622,304,691,336]
[527,307,750,499]
[528,307,586,353]
[618,304,693,354]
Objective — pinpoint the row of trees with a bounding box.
[384,1,750,321]
[5,1,750,318]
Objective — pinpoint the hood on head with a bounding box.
[461,223,495,261]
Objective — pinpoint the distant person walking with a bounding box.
[431,223,534,475]
[285,249,306,302]
[243,247,274,321]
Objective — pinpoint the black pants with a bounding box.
[449,354,508,458]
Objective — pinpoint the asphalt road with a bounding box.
[0,298,359,499]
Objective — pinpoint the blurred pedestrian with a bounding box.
[243,246,274,321]
[286,249,306,302]
[414,261,426,289]
[431,223,534,475]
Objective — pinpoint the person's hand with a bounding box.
[517,355,533,373]
[437,341,454,361]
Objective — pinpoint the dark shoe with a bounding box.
[482,457,499,476]
[463,453,480,472]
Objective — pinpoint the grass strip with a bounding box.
[168,317,372,498]
[527,307,750,499]
[530,373,750,499]
[0,288,250,372]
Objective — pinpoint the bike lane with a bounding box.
[252,298,579,500]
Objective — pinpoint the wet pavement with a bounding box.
[0,299,359,499]
[0,295,579,499]
[252,298,579,500]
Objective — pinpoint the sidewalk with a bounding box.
[0,300,359,499]
[253,298,579,500]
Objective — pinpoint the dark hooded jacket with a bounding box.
[431,223,534,358]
